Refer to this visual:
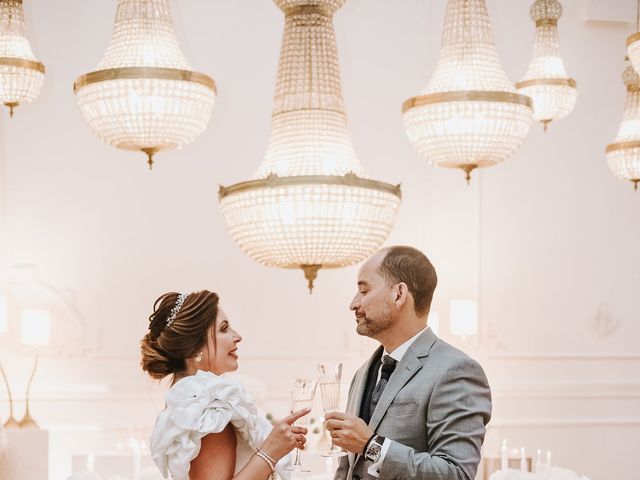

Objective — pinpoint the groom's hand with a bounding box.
[324,411,373,454]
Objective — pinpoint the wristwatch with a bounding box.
[364,434,385,463]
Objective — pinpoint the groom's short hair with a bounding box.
[378,246,437,317]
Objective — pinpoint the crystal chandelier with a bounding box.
[0,0,45,117]
[402,0,533,183]
[516,0,577,131]
[606,65,640,191]
[73,0,216,169]
[219,0,401,292]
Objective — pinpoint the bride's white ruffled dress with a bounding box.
[150,370,291,480]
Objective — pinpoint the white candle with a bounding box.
[520,447,527,472]
[500,439,508,471]
[546,450,552,476]
[535,449,542,473]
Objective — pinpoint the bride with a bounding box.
[140,290,309,480]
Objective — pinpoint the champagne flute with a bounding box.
[285,377,317,472]
[317,362,347,457]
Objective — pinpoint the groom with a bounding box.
[325,246,491,480]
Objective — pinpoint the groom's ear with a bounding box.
[393,283,409,309]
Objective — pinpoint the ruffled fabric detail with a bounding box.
[150,370,291,480]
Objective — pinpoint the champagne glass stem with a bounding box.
[293,447,302,467]
[328,433,341,455]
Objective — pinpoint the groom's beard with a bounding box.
[356,307,393,337]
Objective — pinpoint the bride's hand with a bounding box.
[260,408,311,461]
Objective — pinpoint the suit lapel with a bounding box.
[368,328,438,432]
[347,346,383,469]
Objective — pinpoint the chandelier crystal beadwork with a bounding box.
[516,0,577,131]
[606,65,640,191]
[402,0,533,183]
[219,0,401,292]
[627,0,640,75]
[73,0,216,168]
[0,0,45,117]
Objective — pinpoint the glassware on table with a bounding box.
[285,376,318,472]
[317,362,347,457]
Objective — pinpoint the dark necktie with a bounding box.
[369,355,397,416]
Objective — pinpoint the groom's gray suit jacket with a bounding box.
[335,328,491,480]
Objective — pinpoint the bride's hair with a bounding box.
[140,290,220,379]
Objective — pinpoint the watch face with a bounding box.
[367,442,382,461]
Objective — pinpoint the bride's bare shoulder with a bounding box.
[189,424,237,480]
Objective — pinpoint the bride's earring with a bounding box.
[195,352,203,362]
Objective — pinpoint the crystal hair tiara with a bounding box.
[166,293,186,328]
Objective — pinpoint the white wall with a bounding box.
[0,0,638,479]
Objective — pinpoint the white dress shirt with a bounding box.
[368,326,431,477]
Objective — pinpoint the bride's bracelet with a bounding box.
[255,448,276,476]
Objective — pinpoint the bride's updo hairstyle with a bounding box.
[140,290,219,379]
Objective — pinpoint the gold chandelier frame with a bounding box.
[605,141,640,154]
[219,173,401,199]
[0,57,45,74]
[284,4,332,16]
[73,67,216,93]
[402,91,532,113]
[627,32,640,47]
[515,78,576,89]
